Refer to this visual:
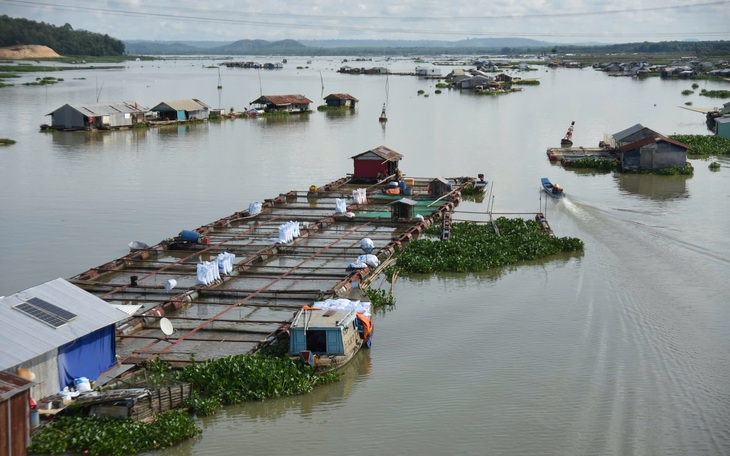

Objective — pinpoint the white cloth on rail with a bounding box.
[335,198,347,214]
[276,221,300,244]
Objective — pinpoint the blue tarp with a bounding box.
[58,325,116,389]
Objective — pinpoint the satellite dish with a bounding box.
[160,317,174,336]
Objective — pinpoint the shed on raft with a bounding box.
[618,135,691,171]
[429,177,451,197]
[0,278,128,399]
[150,99,210,121]
[388,197,417,220]
[46,102,147,131]
[0,371,33,456]
[323,93,359,109]
[351,145,403,180]
[250,94,313,113]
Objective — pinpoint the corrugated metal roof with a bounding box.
[618,135,691,153]
[0,371,33,400]
[0,278,128,371]
[612,123,647,141]
[351,145,403,161]
[47,102,147,116]
[251,95,313,105]
[324,93,358,101]
[387,198,417,206]
[152,99,210,111]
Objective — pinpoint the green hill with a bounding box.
[0,15,125,56]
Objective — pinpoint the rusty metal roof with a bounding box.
[0,371,33,400]
[251,95,313,105]
[618,135,691,153]
[324,93,358,101]
[351,145,403,161]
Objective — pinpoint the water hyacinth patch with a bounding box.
[395,218,584,274]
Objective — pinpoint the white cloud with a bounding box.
[4,0,730,43]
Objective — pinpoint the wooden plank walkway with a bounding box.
[69,175,473,370]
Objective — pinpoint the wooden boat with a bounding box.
[289,297,373,373]
[541,177,564,199]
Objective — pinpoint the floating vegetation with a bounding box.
[513,79,540,85]
[567,157,620,171]
[23,76,61,86]
[0,138,16,145]
[685,101,693,106]
[699,89,730,99]
[417,89,425,95]
[434,89,442,94]
[366,287,396,308]
[681,89,694,95]
[177,353,339,414]
[317,105,351,112]
[460,182,484,196]
[692,83,699,89]
[709,161,721,170]
[653,166,694,175]
[669,134,730,157]
[394,219,584,274]
[27,411,200,456]
[435,82,449,88]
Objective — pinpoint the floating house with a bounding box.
[0,372,33,456]
[388,198,417,220]
[150,99,210,121]
[715,116,730,139]
[351,146,403,180]
[618,135,690,171]
[415,66,441,77]
[611,123,661,147]
[458,75,493,90]
[250,95,313,113]
[0,278,128,399]
[46,102,147,131]
[323,93,359,109]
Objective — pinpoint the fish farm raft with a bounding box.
[67,153,477,383]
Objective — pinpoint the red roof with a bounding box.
[619,135,691,153]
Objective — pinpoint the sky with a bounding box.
[2,0,730,44]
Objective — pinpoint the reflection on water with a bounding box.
[615,173,691,200]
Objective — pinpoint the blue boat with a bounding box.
[541,177,564,199]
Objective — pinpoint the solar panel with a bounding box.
[13,297,77,328]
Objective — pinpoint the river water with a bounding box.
[1,57,729,455]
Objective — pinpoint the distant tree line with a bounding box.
[124,38,730,57]
[552,41,730,57]
[0,15,125,56]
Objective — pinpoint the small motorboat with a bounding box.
[541,177,564,199]
[474,173,489,193]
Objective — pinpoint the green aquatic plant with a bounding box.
[708,161,720,170]
[28,411,200,456]
[699,89,730,99]
[681,89,694,95]
[365,287,396,308]
[669,134,730,156]
[395,219,583,274]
